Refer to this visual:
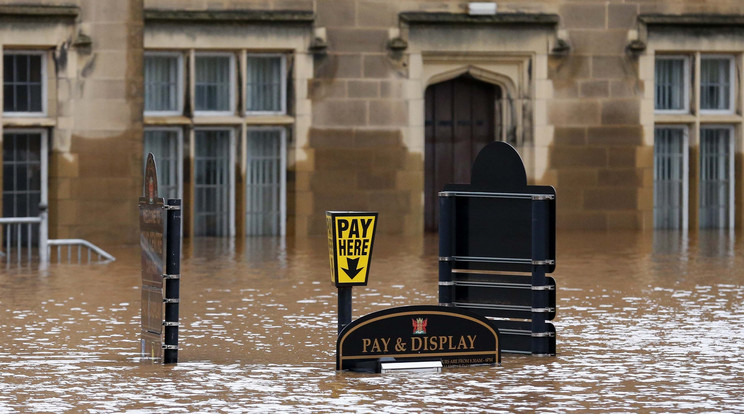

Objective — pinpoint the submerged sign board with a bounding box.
[140,155,166,359]
[326,211,378,287]
[439,141,557,355]
[337,305,500,372]
[139,153,182,364]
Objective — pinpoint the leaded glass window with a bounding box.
[655,56,688,112]
[246,55,285,114]
[699,126,734,229]
[195,54,234,113]
[144,129,181,199]
[654,127,687,229]
[144,54,181,114]
[245,128,286,236]
[3,52,44,114]
[700,56,733,112]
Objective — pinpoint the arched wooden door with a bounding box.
[424,75,500,231]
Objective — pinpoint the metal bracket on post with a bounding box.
[438,194,455,306]
[530,197,551,355]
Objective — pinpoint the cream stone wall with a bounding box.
[5,0,744,243]
[1,1,144,245]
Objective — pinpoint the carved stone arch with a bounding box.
[425,65,518,101]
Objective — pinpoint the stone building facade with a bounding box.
[2,0,744,246]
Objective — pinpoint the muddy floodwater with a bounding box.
[1,231,744,412]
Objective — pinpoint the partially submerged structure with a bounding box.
[2,1,744,251]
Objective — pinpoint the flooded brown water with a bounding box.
[1,231,744,412]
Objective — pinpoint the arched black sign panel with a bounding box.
[470,141,527,192]
[441,142,556,273]
[439,142,557,356]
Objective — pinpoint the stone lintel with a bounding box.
[144,9,315,24]
[399,12,559,26]
[0,5,79,20]
[639,14,744,28]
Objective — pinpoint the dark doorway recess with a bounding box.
[424,75,501,231]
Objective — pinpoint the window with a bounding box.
[3,51,45,115]
[654,127,688,229]
[2,130,47,246]
[700,56,734,113]
[195,54,235,114]
[245,128,286,236]
[653,50,740,229]
[143,49,291,238]
[699,126,734,229]
[246,55,286,114]
[194,129,235,236]
[143,128,182,199]
[144,53,182,115]
[655,56,688,113]
[2,131,44,218]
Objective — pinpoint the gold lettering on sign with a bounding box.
[467,335,477,349]
[362,337,391,353]
[411,336,422,351]
[360,335,479,354]
[409,335,478,352]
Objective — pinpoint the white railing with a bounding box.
[47,239,115,264]
[0,213,47,263]
[1,209,114,265]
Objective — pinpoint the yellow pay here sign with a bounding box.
[327,212,378,287]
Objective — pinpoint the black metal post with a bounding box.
[163,199,181,364]
[338,287,352,333]
[531,196,550,355]
[438,194,454,306]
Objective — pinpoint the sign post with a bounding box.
[326,211,378,332]
[140,153,182,363]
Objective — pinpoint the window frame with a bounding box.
[2,128,48,216]
[699,54,736,115]
[698,124,735,229]
[244,53,287,116]
[143,51,184,117]
[2,50,47,117]
[244,126,287,236]
[143,126,184,199]
[653,124,689,230]
[193,126,237,237]
[654,54,690,115]
[193,52,236,117]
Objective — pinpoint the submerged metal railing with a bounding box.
[1,210,114,265]
[47,239,116,264]
[0,216,46,263]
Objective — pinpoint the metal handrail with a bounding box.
[1,210,115,265]
[438,190,555,200]
[0,216,44,263]
[47,239,115,264]
[0,217,42,224]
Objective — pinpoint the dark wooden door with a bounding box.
[425,76,499,231]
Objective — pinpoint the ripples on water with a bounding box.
[1,231,744,412]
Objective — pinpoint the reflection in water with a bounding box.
[1,231,744,412]
[697,229,735,258]
[653,230,689,257]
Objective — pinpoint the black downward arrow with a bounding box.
[342,258,364,279]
